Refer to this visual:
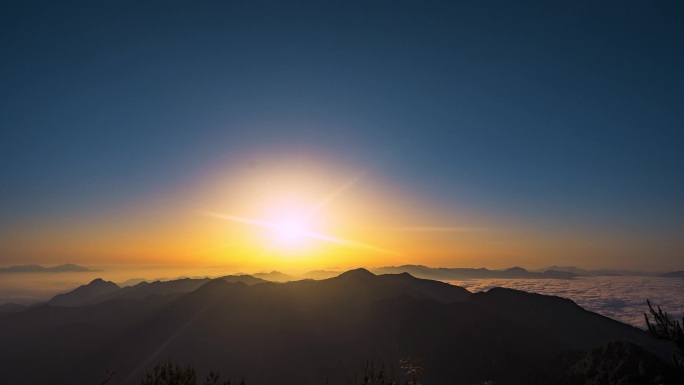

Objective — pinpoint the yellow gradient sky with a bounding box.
[1,152,680,274]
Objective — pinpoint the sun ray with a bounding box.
[203,211,395,255]
[203,212,280,230]
[387,226,491,232]
[300,171,366,222]
[299,229,396,255]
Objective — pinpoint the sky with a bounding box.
[1,1,683,273]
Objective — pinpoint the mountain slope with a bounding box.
[559,341,682,384]
[45,275,269,307]
[0,270,674,385]
[47,278,120,306]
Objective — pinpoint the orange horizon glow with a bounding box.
[1,154,682,273]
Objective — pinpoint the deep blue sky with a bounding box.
[1,1,683,268]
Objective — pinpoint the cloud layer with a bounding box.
[449,276,684,328]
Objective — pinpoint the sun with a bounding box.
[205,211,393,255]
[277,219,305,242]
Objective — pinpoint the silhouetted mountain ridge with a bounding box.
[44,274,269,307]
[373,264,576,280]
[252,271,295,282]
[540,265,657,277]
[0,270,678,385]
[660,271,684,278]
[48,278,120,306]
[0,263,98,273]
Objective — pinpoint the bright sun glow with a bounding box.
[277,220,304,242]
[204,211,395,256]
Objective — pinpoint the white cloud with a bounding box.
[447,276,684,328]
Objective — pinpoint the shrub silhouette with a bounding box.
[399,357,422,385]
[138,359,500,385]
[141,361,239,385]
[350,361,399,385]
[645,299,684,371]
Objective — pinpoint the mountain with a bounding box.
[0,303,26,313]
[45,275,269,307]
[221,274,269,285]
[660,271,684,278]
[47,278,120,306]
[118,277,147,287]
[303,269,342,279]
[373,265,576,280]
[252,271,295,282]
[0,270,677,385]
[0,263,98,273]
[542,266,655,277]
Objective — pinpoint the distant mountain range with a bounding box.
[47,274,269,307]
[303,269,343,280]
[252,271,296,282]
[0,269,679,385]
[538,265,656,277]
[264,265,684,282]
[371,264,684,280]
[660,271,684,278]
[0,263,99,273]
[250,265,578,282]
[372,265,577,280]
[3,263,680,280]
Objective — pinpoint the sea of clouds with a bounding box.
[448,276,684,328]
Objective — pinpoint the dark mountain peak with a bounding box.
[82,278,119,290]
[53,263,93,272]
[542,269,577,279]
[505,266,528,273]
[47,279,121,307]
[206,277,233,287]
[394,271,415,279]
[240,271,286,285]
[379,272,471,303]
[0,264,96,273]
[483,287,524,296]
[337,268,375,280]
[483,286,556,299]
[303,269,342,279]
[196,278,248,293]
[183,278,249,303]
[221,274,268,285]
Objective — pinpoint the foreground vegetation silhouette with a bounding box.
[645,300,684,371]
[141,361,241,385]
[138,360,497,385]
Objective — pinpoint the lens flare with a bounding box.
[203,211,395,255]
[277,220,304,242]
